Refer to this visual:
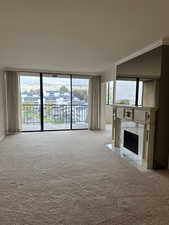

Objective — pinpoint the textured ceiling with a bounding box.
[0,0,169,73]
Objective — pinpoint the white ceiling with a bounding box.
[0,0,169,74]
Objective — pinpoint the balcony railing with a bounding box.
[21,104,88,126]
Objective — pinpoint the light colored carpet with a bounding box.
[0,129,169,225]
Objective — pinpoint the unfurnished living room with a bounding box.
[1,1,169,225]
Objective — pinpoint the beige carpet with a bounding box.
[0,129,169,225]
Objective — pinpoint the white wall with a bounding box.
[105,105,112,124]
[142,80,159,107]
[102,66,116,82]
[0,71,5,141]
[101,66,116,128]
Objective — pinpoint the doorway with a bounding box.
[20,73,89,131]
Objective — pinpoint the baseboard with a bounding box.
[0,135,5,143]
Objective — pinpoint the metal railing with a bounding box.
[21,104,88,125]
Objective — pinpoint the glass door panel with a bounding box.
[20,73,41,131]
[20,73,89,131]
[43,74,71,130]
[72,78,89,129]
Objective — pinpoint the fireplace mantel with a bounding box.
[112,105,157,169]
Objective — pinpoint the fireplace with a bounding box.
[112,105,157,169]
[123,130,138,155]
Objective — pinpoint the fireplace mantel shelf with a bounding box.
[112,104,158,111]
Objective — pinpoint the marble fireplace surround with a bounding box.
[112,105,157,169]
[120,120,144,162]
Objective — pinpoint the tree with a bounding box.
[116,99,130,105]
[73,89,88,101]
[29,89,40,95]
[60,85,68,93]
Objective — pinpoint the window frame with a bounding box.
[20,72,89,132]
[115,77,143,106]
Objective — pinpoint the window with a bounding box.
[72,78,89,129]
[106,81,114,105]
[115,80,136,105]
[20,73,89,131]
[115,78,143,106]
[20,73,41,131]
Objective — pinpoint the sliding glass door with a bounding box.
[43,74,71,130]
[20,73,89,131]
[72,78,89,129]
[20,73,41,131]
